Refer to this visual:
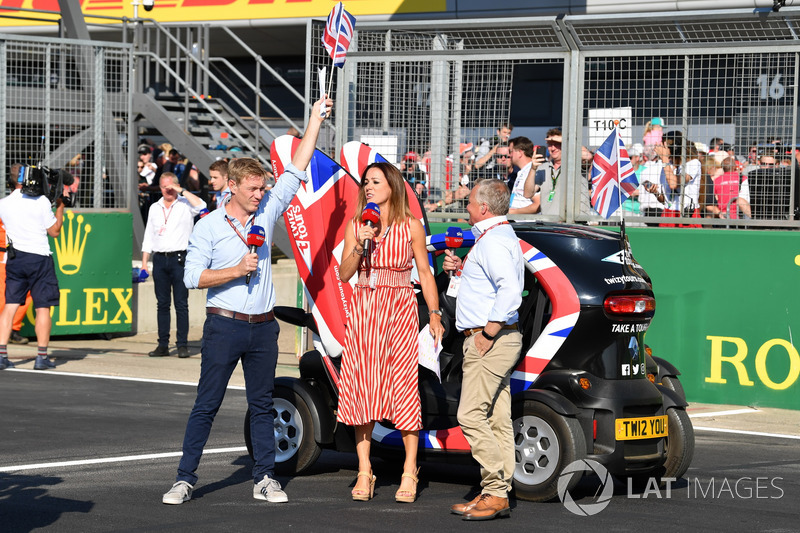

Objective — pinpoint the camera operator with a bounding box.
[0,167,65,371]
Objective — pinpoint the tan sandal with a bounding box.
[352,471,376,501]
[395,467,420,503]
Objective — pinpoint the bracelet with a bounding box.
[429,309,443,317]
[353,246,364,256]
[481,330,496,341]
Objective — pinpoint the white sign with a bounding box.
[588,107,633,147]
[360,135,398,164]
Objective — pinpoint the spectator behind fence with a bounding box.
[474,122,513,163]
[208,160,231,210]
[643,117,665,146]
[677,143,703,215]
[746,151,791,219]
[638,145,675,221]
[0,164,66,370]
[530,129,567,216]
[712,157,751,219]
[477,144,517,189]
[140,172,207,359]
[507,136,539,215]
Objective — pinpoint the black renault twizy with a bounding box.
[245,221,693,502]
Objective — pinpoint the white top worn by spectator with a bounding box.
[455,215,524,332]
[0,190,56,256]
[142,195,207,254]
[681,158,702,211]
[638,160,670,211]
[509,162,533,210]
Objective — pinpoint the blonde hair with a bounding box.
[227,158,269,186]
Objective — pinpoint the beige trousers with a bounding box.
[457,330,522,497]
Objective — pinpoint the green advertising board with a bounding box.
[19,211,133,335]
[429,222,798,410]
[626,227,799,410]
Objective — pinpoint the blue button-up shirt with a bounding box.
[184,163,307,314]
[455,215,524,331]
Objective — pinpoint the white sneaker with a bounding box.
[162,481,193,505]
[253,477,288,503]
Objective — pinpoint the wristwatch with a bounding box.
[179,188,185,196]
[481,329,496,341]
[429,309,443,317]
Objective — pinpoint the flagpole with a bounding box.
[327,9,344,98]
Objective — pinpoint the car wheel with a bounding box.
[512,400,587,502]
[243,386,322,475]
[661,376,686,402]
[663,407,694,481]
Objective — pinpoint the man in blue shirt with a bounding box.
[161,96,332,505]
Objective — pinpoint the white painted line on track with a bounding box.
[694,426,800,440]
[0,446,249,473]
[4,368,245,390]
[689,408,760,418]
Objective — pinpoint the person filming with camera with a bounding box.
[0,166,66,370]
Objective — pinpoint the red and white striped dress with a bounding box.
[337,218,421,431]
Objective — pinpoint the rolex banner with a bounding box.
[19,212,133,335]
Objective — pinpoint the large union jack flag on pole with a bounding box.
[322,2,356,68]
[591,128,639,219]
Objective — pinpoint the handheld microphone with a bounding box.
[444,226,463,277]
[245,225,266,284]
[361,202,380,256]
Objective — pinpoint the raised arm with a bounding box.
[292,96,334,172]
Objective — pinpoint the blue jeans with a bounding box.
[152,253,188,348]
[177,313,280,485]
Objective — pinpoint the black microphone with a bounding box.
[361,202,380,256]
[245,225,266,284]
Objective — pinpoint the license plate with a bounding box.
[615,415,668,441]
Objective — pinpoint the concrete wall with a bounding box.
[134,259,300,334]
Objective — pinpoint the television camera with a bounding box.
[18,165,75,207]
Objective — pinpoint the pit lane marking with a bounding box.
[0,447,249,473]
[688,408,760,418]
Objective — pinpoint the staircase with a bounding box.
[131,22,308,177]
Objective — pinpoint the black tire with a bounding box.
[663,407,694,481]
[512,400,587,502]
[243,386,322,475]
[661,376,686,402]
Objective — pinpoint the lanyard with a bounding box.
[459,221,509,272]
[161,202,175,226]
[225,215,254,246]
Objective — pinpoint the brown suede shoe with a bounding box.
[462,494,510,521]
[450,494,483,515]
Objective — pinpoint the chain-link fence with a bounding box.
[311,9,800,228]
[0,33,131,210]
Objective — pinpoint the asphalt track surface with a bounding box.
[1,369,798,533]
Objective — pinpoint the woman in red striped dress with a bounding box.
[338,162,443,503]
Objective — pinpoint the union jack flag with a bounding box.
[322,2,356,68]
[591,128,639,219]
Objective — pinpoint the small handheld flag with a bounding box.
[322,2,356,68]
[590,128,639,220]
[321,2,356,97]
